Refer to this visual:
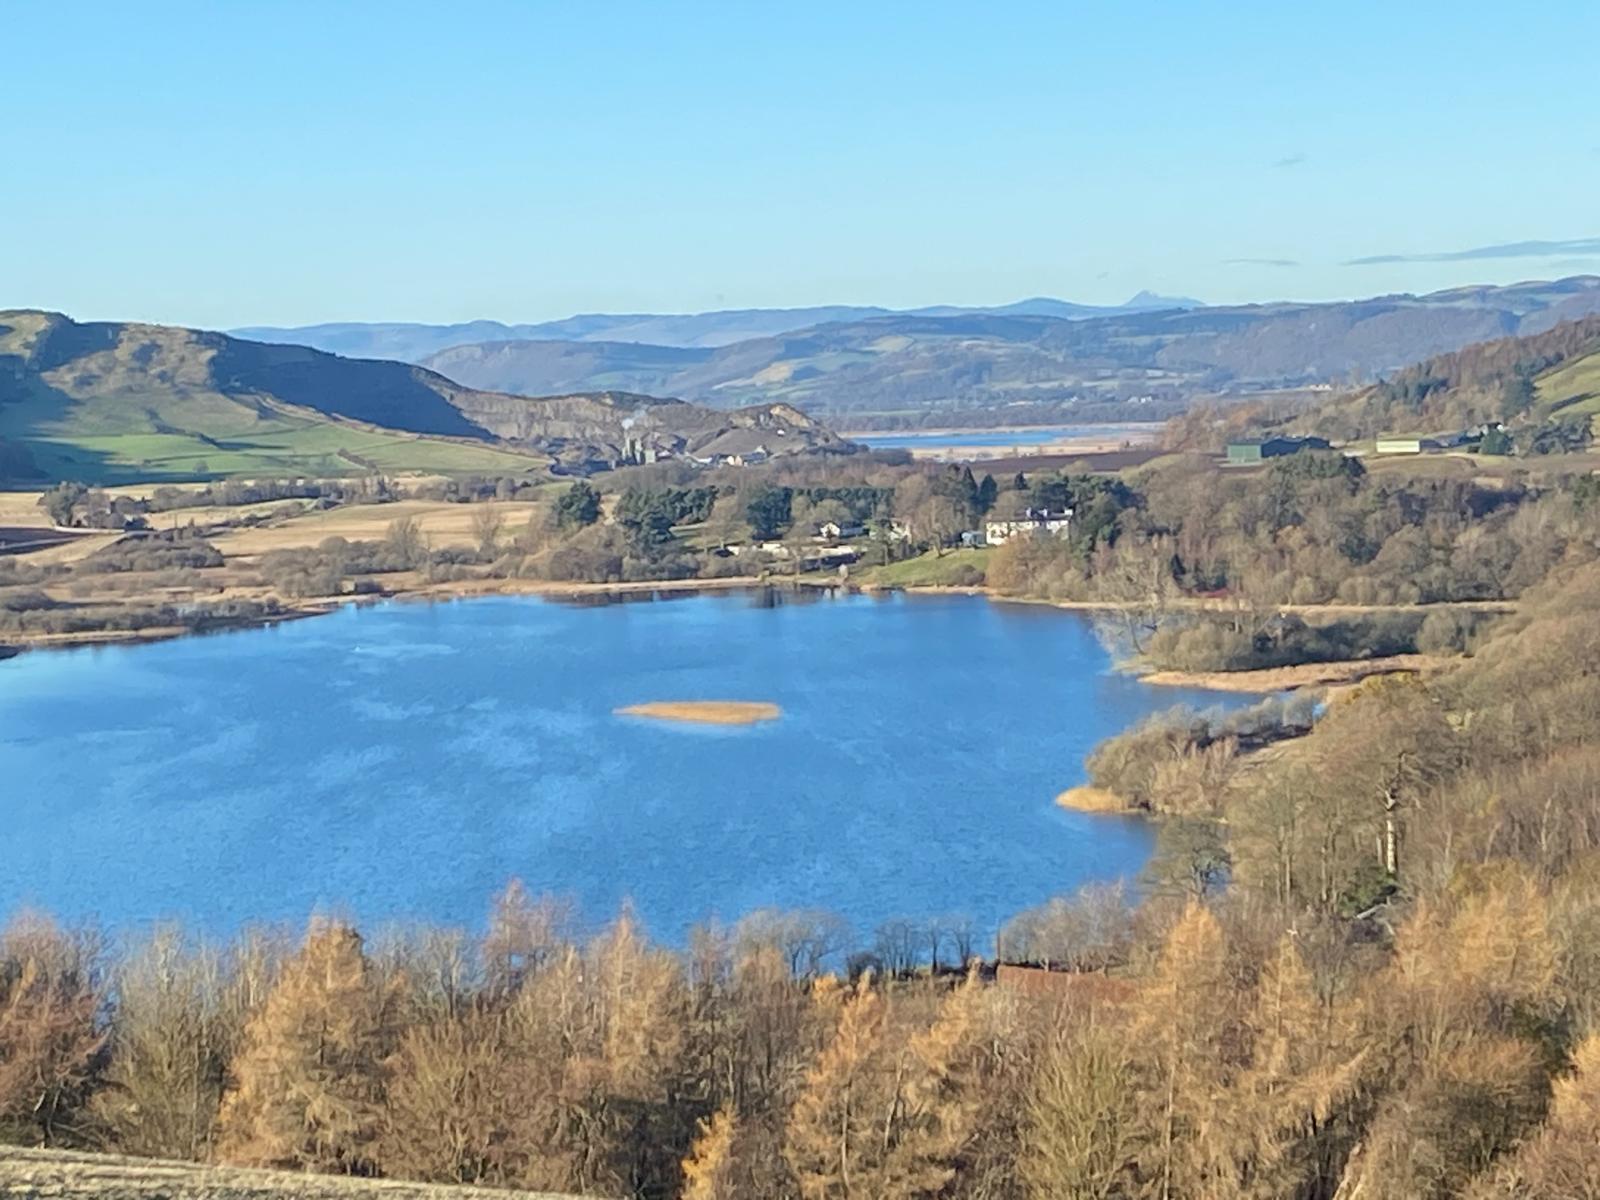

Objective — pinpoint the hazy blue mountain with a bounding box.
[418,277,1600,423]
[232,293,1205,360]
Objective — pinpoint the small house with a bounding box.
[816,520,865,540]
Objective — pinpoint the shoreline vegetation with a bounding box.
[1135,651,1445,692]
[615,700,782,726]
[1053,785,1130,813]
[0,567,1491,701]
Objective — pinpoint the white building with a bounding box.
[816,520,866,540]
[985,508,1073,546]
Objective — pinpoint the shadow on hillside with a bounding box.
[212,341,494,440]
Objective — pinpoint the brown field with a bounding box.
[0,491,48,527]
[205,499,539,557]
[5,528,123,565]
[0,1147,584,1200]
[615,700,782,725]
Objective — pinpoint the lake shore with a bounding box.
[1137,653,1447,693]
[843,423,1166,463]
[839,421,1166,438]
[0,570,1501,700]
[1054,785,1132,813]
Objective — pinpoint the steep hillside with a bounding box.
[0,312,850,483]
[1289,314,1600,440]
[233,292,1203,358]
[424,338,709,397]
[418,277,1600,422]
[1165,314,1600,454]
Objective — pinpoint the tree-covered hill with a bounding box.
[1296,314,1600,441]
[1166,312,1600,457]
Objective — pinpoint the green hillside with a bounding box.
[0,311,546,483]
[1534,348,1600,420]
[0,311,848,484]
[1278,315,1600,442]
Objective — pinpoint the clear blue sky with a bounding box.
[6,0,1599,328]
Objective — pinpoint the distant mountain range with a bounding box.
[0,311,849,484]
[234,279,1600,425]
[232,293,1206,358]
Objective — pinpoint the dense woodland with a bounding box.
[983,448,1598,670]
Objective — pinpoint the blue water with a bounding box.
[0,591,1246,945]
[857,423,1154,450]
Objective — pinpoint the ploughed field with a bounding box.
[0,590,1253,942]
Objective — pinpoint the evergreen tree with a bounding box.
[555,481,602,529]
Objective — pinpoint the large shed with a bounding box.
[1225,435,1331,464]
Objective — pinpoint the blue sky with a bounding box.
[6,1,1599,328]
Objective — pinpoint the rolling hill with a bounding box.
[0,311,849,484]
[1165,313,1600,454]
[232,292,1204,358]
[1286,313,1600,441]
[411,277,1600,424]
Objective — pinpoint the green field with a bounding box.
[1,361,546,484]
[858,547,990,586]
[10,386,548,482]
[23,427,546,483]
[0,311,558,484]
[1536,350,1600,420]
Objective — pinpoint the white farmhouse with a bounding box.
[985,507,1073,546]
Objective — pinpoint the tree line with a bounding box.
[985,449,1596,670]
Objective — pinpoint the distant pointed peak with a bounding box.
[1124,290,1205,310]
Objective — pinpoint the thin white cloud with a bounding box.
[1346,237,1600,266]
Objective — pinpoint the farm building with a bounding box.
[1225,435,1332,464]
[1375,429,1488,455]
[1376,435,1438,455]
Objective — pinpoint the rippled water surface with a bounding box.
[0,591,1247,941]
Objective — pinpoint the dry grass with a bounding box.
[616,700,782,726]
[205,500,536,556]
[1054,785,1131,813]
[1138,653,1445,693]
[10,530,124,565]
[0,490,49,528]
[0,1147,585,1199]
